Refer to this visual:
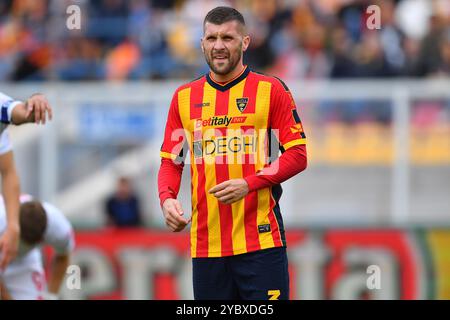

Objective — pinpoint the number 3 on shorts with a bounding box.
[267,290,281,300]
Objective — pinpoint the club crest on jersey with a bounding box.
[236,98,248,113]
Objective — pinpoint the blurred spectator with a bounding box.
[56,37,104,80]
[244,0,278,71]
[0,0,449,81]
[417,12,448,76]
[353,31,391,77]
[330,26,358,78]
[105,177,142,227]
[432,27,450,76]
[105,39,140,80]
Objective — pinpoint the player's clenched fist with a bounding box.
[162,198,190,232]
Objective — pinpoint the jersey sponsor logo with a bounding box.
[258,224,271,234]
[236,97,249,113]
[195,116,247,128]
[193,140,203,158]
[192,134,258,159]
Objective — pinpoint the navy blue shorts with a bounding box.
[192,247,289,300]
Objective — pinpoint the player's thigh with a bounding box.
[192,257,239,300]
[230,247,290,300]
[2,261,46,300]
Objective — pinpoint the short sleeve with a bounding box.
[0,129,13,155]
[0,92,22,124]
[160,91,187,162]
[42,202,75,255]
[269,79,306,151]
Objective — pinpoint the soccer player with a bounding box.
[0,195,75,300]
[158,7,307,300]
[0,92,52,271]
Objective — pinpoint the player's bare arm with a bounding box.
[11,93,53,125]
[162,198,189,232]
[0,152,20,271]
[209,178,249,205]
[47,253,70,298]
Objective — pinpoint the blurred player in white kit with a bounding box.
[0,91,52,271]
[0,195,75,300]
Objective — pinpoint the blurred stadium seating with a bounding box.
[1,0,449,300]
[1,0,450,81]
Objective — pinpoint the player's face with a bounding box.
[202,21,250,76]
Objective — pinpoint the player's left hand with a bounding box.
[209,179,249,204]
[25,93,53,124]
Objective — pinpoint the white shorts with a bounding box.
[1,249,46,300]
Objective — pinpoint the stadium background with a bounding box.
[1,0,450,299]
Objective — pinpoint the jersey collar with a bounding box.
[206,66,250,92]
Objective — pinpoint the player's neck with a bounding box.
[210,63,246,84]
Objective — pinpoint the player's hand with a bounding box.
[162,198,190,232]
[25,93,53,124]
[209,179,249,204]
[0,224,19,271]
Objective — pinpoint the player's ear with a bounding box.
[242,35,250,52]
[200,39,205,53]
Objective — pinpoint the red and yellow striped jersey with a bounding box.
[160,66,306,258]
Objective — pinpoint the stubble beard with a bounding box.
[205,43,243,76]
